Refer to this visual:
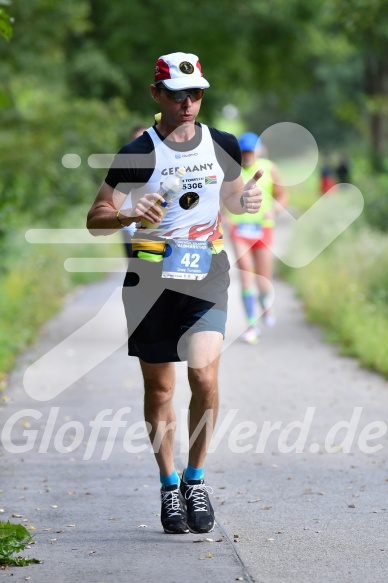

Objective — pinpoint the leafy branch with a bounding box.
[0,0,13,41]
[0,521,41,567]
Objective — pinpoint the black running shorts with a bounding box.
[122,251,230,363]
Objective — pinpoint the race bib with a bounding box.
[236,223,263,240]
[162,240,212,280]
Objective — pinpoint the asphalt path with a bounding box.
[1,216,388,582]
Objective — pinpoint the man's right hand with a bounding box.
[121,192,165,224]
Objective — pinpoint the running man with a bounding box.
[86,53,262,534]
[225,132,288,344]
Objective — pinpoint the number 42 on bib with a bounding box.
[162,240,212,280]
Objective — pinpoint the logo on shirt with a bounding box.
[179,192,200,210]
[205,175,217,185]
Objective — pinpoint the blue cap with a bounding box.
[238,132,261,152]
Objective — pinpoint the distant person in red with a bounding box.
[320,156,337,194]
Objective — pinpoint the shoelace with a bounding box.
[161,489,183,518]
[184,484,213,512]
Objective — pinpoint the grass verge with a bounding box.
[281,226,388,378]
[0,206,125,385]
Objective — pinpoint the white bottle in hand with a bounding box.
[141,167,186,229]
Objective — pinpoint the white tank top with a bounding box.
[133,125,225,241]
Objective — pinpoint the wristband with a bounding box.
[240,195,245,209]
[116,210,126,227]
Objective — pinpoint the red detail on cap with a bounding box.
[196,61,203,77]
[155,58,171,81]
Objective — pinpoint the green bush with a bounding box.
[355,171,388,232]
[0,77,131,233]
[351,156,388,233]
[0,204,124,382]
[284,227,388,377]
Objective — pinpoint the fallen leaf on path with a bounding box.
[199,552,213,559]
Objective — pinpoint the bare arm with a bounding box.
[271,164,289,214]
[221,169,263,215]
[86,181,165,236]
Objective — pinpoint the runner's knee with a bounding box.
[188,368,218,398]
[144,382,174,407]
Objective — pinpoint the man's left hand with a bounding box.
[241,169,263,213]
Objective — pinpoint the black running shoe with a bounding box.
[180,478,215,534]
[160,484,189,534]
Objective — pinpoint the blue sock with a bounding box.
[242,288,256,326]
[184,464,204,482]
[160,469,180,487]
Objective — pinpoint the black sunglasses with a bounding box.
[158,86,204,103]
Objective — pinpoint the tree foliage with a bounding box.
[0,0,387,242]
[0,0,13,41]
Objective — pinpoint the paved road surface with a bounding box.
[1,218,388,582]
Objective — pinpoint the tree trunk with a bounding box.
[365,55,388,171]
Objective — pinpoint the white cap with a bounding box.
[154,52,210,90]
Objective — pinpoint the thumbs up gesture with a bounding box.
[240,169,263,213]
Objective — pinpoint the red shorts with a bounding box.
[229,224,273,249]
